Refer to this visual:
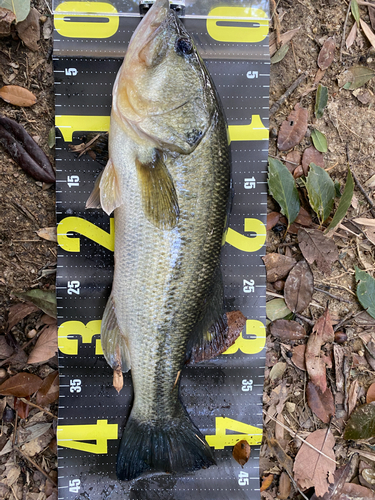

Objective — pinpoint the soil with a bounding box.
[0,0,374,499]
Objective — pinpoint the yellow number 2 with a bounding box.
[58,217,114,252]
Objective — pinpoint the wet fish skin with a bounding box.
[97,0,231,480]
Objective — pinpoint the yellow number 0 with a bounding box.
[55,2,119,39]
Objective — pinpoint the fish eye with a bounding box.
[175,37,193,56]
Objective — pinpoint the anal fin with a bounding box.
[101,293,131,373]
[185,267,246,364]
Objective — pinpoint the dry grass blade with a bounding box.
[360,18,375,49]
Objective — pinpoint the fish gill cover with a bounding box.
[53,0,269,497]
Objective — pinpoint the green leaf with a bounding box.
[355,267,375,319]
[326,168,354,232]
[48,126,55,149]
[14,289,57,318]
[351,0,360,26]
[271,44,289,64]
[268,157,300,226]
[311,128,328,153]
[266,298,292,322]
[344,403,375,440]
[315,84,328,119]
[0,0,30,22]
[343,66,375,90]
[334,181,342,198]
[305,163,335,224]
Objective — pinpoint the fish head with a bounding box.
[113,0,217,154]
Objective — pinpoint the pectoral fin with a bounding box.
[136,150,179,230]
[86,171,103,209]
[99,159,123,215]
[101,293,131,374]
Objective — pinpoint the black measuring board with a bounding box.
[54,2,270,498]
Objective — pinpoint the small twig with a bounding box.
[314,287,352,303]
[18,397,57,419]
[295,313,315,326]
[352,173,375,217]
[15,446,57,486]
[290,40,300,73]
[263,411,338,465]
[347,145,375,217]
[269,72,307,116]
[334,310,364,332]
[340,1,352,63]
[270,0,281,49]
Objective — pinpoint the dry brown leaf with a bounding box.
[285,150,301,174]
[269,319,306,341]
[0,372,42,397]
[22,428,54,457]
[346,22,357,49]
[360,19,375,50]
[0,336,14,360]
[298,228,339,276]
[292,344,306,371]
[366,382,375,404]
[305,308,334,393]
[318,37,336,70]
[278,471,291,499]
[348,379,359,416]
[284,260,314,313]
[0,7,16,37]
[16,8,40,52]
[294,207,313,227]
[232,440,250,466]
[0,85,36,107]
[277,104,309,151]
[293,428,335,497]
[36,371,59,406]
[267,211,281,230]
[267,437,294,475]
[262,253,297,282]
[370,5,375,30]
[269,27,301,56]
[341,482,375,499]
[302,146,324,175]
[7,301,39,331]
[260,474,274,492]
[36,227,57,242]
[27,324,57,364]
[310,462,352,500]
[14,396,30,419]
[306,381,335,423]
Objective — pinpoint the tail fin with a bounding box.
[116,411,216,480]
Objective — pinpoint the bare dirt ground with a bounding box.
[0,0,374,499]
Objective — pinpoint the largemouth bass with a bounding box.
[90,0,236,481]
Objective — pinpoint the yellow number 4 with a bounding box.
[58,420,118,454]
[206,417,262,449]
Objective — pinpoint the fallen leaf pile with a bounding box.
[262,1,375,498]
